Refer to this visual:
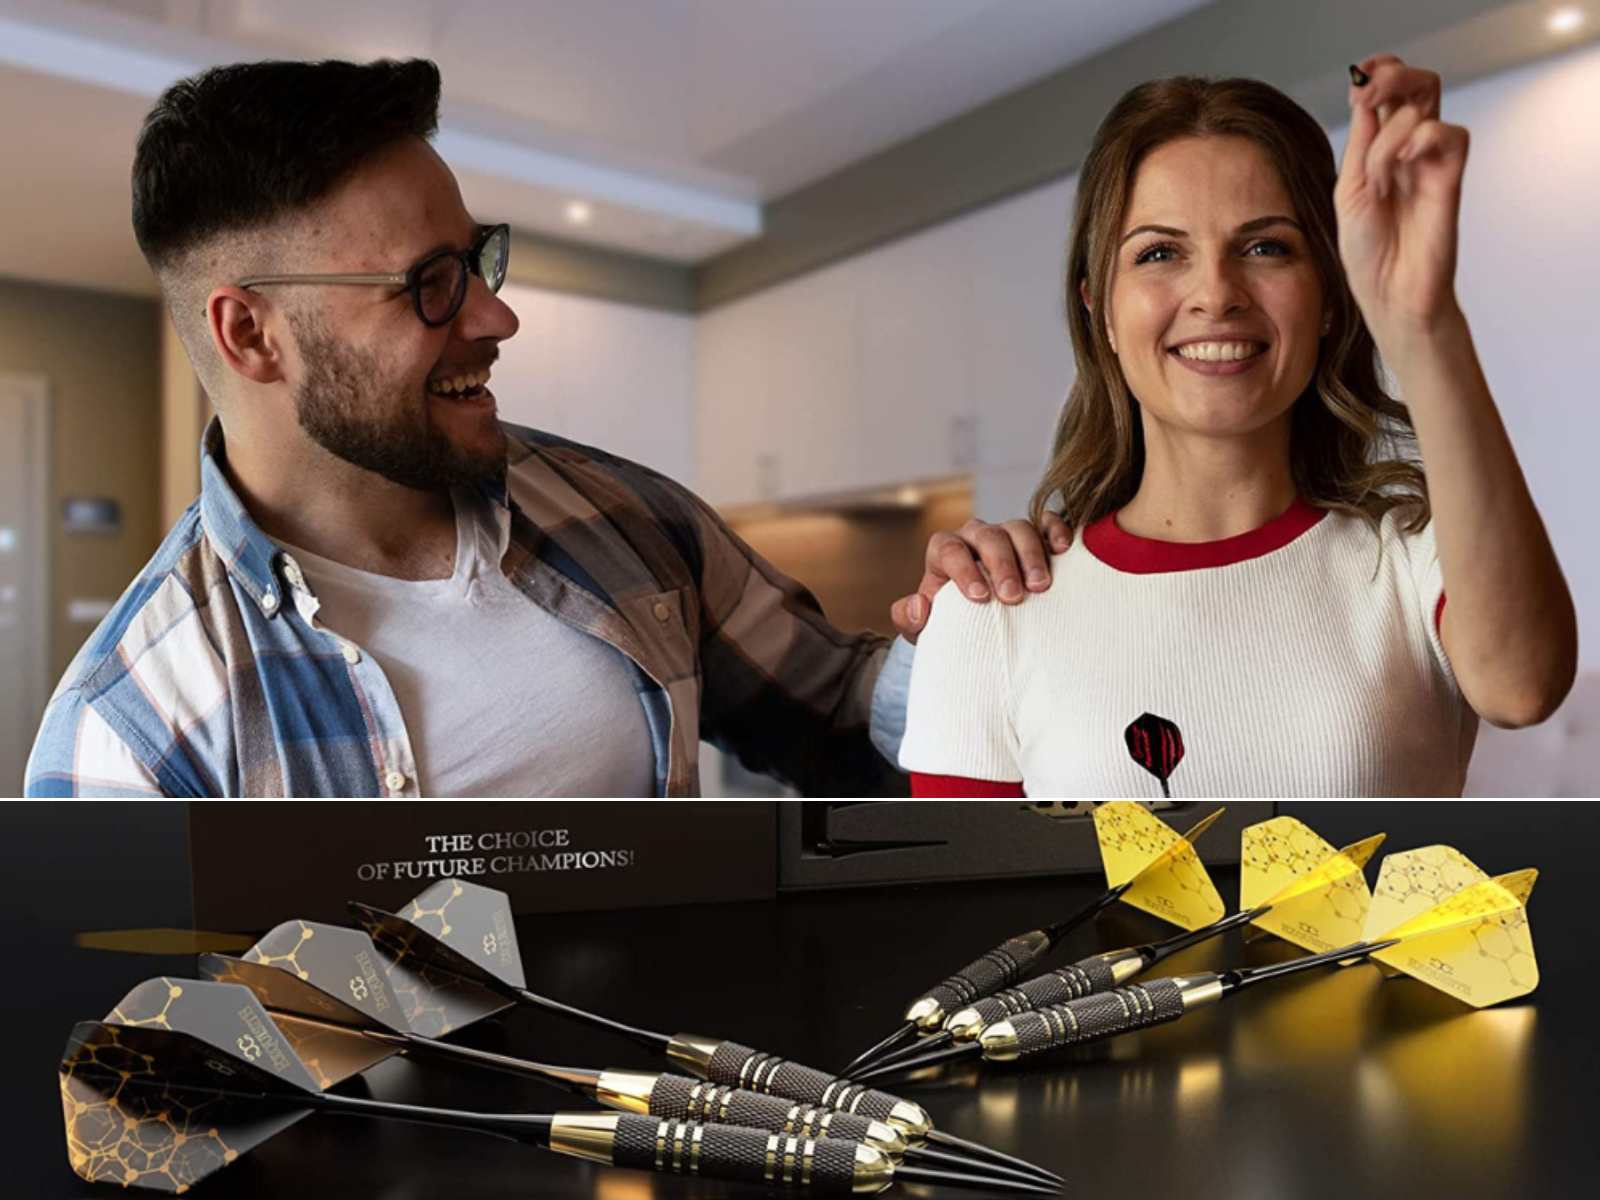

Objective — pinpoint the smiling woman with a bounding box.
[900,60,1577,800]
[1043,75,1419,537]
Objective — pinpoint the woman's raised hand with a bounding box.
[1336,55,1469,348]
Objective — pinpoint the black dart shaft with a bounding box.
[866,906,1265,1074]
[351,888,1062,1188]
[858,939,1399,1082]
[843,884,1132,1077]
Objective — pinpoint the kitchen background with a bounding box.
[1,0,1595,795]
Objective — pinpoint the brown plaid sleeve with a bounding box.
[682,485,910,797]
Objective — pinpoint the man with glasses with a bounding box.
[24,58,1056,797]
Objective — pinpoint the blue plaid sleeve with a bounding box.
[24,687,166,797]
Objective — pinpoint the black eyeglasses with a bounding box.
[237,224,511,328]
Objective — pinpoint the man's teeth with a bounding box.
[427,369,490,396]
[1174,341,1266,362]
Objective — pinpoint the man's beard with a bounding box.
[291,315,505,491]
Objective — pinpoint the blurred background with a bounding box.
[0,0,1595,796]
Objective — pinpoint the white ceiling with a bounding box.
[0,0,1212,296]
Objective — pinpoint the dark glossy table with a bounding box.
[7,803,1596,1200]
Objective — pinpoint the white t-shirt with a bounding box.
[899,501,1477,798]
[278,488,657,797]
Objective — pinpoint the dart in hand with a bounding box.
[63,980,1036,1197]
[350,877,1062,1188]
[194,921,1047,1191]
[844,801,1229,1077]
[862,816,1389,1074]
[860,846,1538,1081]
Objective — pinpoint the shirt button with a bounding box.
[652,601,671,622]
[261,592,277,612]
[342,643,361,665]
[385,771,407,792]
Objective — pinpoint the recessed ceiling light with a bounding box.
[1549,6,1585,34]
[565,200,593,225]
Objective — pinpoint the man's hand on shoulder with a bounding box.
[891,512,1074,645]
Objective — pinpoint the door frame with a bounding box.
[0,372,52,729]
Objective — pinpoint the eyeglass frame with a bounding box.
[235,223,511,328]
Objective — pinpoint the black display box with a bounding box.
[779,801,1278,890]
[190,801,778,930]
[188,801,1276,930]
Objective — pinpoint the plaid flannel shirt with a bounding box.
[25,419,914,797]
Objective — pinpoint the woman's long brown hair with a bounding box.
[1031,76,1429,534]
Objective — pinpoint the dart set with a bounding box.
[60,878,1060,1197]
[59,804,1541,1198]
[848,806,1539,1084]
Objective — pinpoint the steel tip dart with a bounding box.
[859,847,1539,1082]
[66,980,1056,1196]
[862,815,1389,1076]
[844,802,1229,1078]
[194,921,1051,1191]
[351,878,1062,1188]
[865,908,1268,1076]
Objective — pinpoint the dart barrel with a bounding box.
[946,951,1137,1041]
[907,931,1053,1030]
[550,1113,894,1195]
[596,1070,909,1157]
[980,976,1225,1061]
[667,1036,933,1142]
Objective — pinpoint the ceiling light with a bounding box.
[565,201,593,226]
[0,10,761,240]
[1549,6,1586,34]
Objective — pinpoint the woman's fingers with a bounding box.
[1366,102,1427,201]
[1341,54,1441,201]
[1339,83,1382,198]
[1355,52,1407,76]
[1356,57,1442,121]
[1401,119,1470,172]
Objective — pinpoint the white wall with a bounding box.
[693,41,1600,670]
[694,183,1078,512]
[1407,45,1599,673]
[492,283,695,485]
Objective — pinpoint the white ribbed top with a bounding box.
[899,504,1476,798]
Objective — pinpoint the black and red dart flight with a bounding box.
[1124,713,1185,798]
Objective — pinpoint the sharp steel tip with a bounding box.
[871,1032,955,1073]
[843,1053,886,1077]
[924,1134,1059,1185]
[843,1024,916,1076]
[901,1168,1060,1195]
[856,1055,939,1083]
[910,1147,1062,1188]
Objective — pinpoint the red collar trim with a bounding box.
[1084,498,1326,575]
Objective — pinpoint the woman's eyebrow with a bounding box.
[1120,215,1303,246]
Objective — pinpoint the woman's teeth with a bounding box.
[427,369,490,397]
[1173,341,1267,362]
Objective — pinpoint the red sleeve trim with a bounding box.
[1435,591,1447,638]
[912,773,1025,798]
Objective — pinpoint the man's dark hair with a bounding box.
[133,57,442,271]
